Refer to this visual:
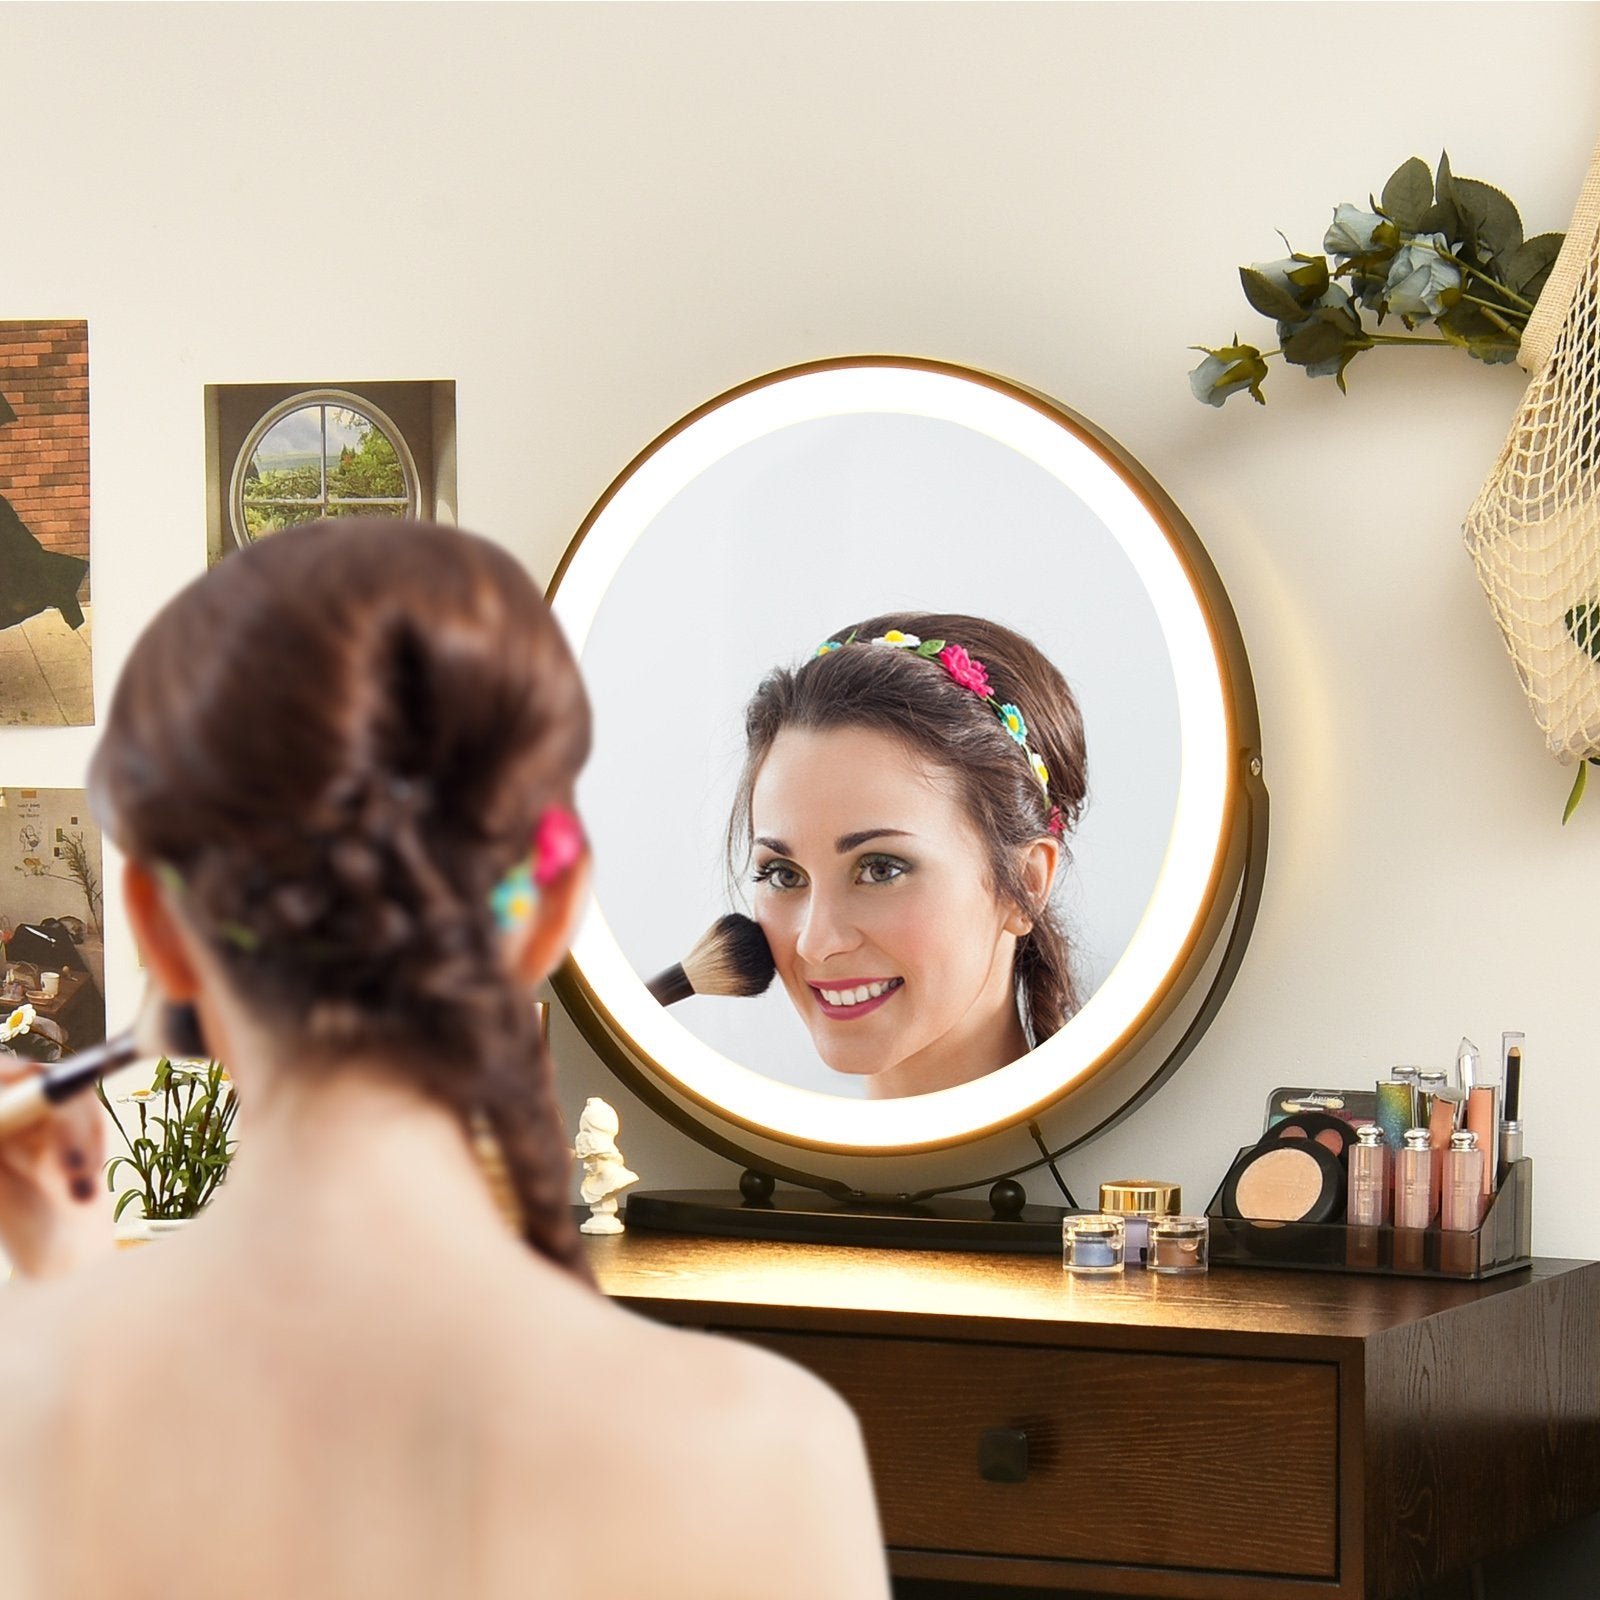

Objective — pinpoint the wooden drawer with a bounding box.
[738,1331,1338,1579]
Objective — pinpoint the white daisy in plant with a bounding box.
[1,1004,35,1042]
[117,1086,158,1104]
[871,630,921,649]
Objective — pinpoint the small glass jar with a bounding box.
[1062,1213,1126,1274]
[1147,1214,1209,1275]
[1098,1180,1181,1267]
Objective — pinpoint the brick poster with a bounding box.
[0,321,92,727]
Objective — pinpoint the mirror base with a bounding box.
[622,1187,1078,1254]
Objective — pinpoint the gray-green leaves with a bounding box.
[1191,153,1562,406]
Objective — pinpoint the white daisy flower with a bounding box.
[1,1004,35,1042]
[871,630,921,649]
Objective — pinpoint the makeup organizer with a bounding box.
[1205,1156,1533,1280]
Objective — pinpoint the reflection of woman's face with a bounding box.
[749,726,1034,1098]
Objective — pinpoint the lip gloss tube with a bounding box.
[1441,1129,1485,1232]
[1419,1071,1458,1222]
[1347,1124,1391,1226]
[1395,1127,1434,1231]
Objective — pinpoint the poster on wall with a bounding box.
[0,321,92,727]
[0,787,106,1057]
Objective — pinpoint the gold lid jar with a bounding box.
[1099,1180,1182,1219]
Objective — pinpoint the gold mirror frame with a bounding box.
[548,357,1266,1196]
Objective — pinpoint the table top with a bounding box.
[587,1226,1594,1353]
[4,966,87,1019]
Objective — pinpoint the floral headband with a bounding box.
[813,629,1065,836]
[489,803,587,933]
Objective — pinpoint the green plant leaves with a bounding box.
[1564,600,1600,661]
[1563,758,1600,825]
[1194,151,1564,409]
[94,1056,236,1224]
[1240,267,1305,321]
[1506,233,1564,300]
[1382,157,1434,230]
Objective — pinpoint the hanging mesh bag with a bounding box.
[1463,142,1600,765]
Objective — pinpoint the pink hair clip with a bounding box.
[490,804,587,933]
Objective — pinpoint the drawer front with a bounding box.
[738,1331,1338,1578]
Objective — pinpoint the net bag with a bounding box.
[1464,140,1600,762]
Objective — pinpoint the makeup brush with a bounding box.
[648,914,775,1006]
[0,991,204,1138]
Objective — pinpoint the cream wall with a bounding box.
[5,6,1599,1253]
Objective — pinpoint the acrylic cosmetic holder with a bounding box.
[1204,1156,1533,1280]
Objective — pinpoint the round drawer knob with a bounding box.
[977,1427,1029,1483]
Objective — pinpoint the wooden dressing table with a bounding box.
[587,1230,1600,1599]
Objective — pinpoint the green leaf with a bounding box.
[1564,759,1589,824]
[1282,319,1346,367]
[1382,156,1434,230]
[1332,336,1376,394]
[1436,150,1456,204]
[1564,600,1600,661]
[1240,267,1305,321]
[1453,176,1523,262]
[915,639,945,657]
[1285,254,1330,298]
[1416,198,1462,245]
[112,1189,145,1223]
[1505,232,1565,297]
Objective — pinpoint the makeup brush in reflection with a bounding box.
[647,914,776,1006]
[0,990,206,1138]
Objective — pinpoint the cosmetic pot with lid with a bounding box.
[1062,1213,1126,1274]
[1098,1180,1180,1266]
[1147,1215,1209,1274]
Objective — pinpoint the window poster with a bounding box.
[0,322,92,727]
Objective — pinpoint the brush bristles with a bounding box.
[681,913,776,998]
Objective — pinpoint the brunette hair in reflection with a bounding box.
[729,613,1087,1043]
[89,520,591,1278]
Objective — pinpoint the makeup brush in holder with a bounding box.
[648,914,775,1006]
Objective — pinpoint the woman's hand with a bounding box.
[0,1057,113,1280]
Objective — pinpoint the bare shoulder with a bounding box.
[593,1314,890,1600]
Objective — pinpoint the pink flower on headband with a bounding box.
[938,644,993,698]
[1048,806,1065,837]
[532,804,586,888]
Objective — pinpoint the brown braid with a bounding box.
[89,519,591,1278]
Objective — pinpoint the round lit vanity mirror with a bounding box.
[549,357,1265,1198]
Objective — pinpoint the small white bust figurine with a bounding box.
[573,1096,639,1235]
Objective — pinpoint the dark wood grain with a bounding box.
[740,1331,1337,1576]
[588,1232,1600,1598]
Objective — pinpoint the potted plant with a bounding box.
[95,1057,237,1230]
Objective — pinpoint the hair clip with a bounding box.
[490,804,586,934]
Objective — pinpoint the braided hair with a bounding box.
[728,612,1088,1043]
[89,519,590,1277]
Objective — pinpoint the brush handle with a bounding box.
[647,964,694,1006]
[0,1030,138,1136]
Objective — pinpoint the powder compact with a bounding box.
[1219,1140,1346,1226]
